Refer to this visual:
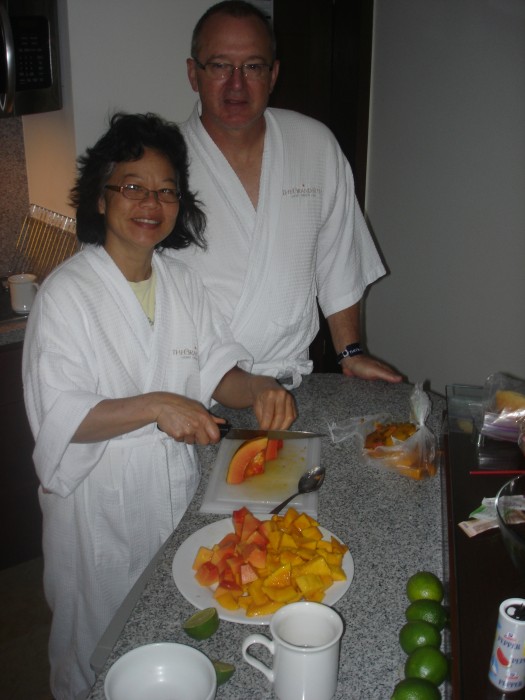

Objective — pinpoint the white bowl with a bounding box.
[104,642,217,700]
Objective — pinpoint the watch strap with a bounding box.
[337,342,364,364]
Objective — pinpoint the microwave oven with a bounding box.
[0,0,62,118]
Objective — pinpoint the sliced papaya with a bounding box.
[226,437,268,484]
[266,438,285,461]
[245,450,266,477]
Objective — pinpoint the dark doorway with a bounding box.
[270,0,374,372]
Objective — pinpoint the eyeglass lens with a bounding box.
[196,60,271,81]
[105,185,179,203]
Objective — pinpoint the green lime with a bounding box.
[183,607,220,640]
[405,646,449,686]
[406,572,444,603]
[391,677,441,700]
[405,600,448,631]
[213,660,236,685]
[399,621,441,654]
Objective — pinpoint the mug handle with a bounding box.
[242,634,275,682]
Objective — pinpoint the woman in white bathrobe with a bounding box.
[22,113,296,700]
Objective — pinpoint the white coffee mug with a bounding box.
[242,602,343,700]
[8,273,39,314]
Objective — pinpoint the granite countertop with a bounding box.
[0,318,26,345]
[85,375,447,700]
[0,286,27,345]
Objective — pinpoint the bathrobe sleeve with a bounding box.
[23,275,111,495]
[313,133,386,317]
[266,109,386,320]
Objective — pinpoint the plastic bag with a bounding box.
[327,384,437,480]
[480,372,525,442]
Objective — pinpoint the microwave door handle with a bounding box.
[0,3,15,116]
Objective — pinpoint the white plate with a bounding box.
[199,436,322,517]
[172,518,354,625]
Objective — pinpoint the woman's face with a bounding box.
[98,148,180,268]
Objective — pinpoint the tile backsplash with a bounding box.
[0,119,30,277]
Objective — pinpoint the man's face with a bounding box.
[187,14,279,134]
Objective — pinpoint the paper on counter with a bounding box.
[459,495,525,537]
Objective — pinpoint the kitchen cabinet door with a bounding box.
[270,0,374,372]
[0,341,41,569]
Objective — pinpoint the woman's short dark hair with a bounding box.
[192,1,276,61]
[70,112,207,249]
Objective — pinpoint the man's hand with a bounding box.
[340,354,403,383]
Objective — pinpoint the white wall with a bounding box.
[23,0,215,217]
[366,0,525,395]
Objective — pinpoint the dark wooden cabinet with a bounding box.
[445,387,525,699]
[0,341,41,569]
[270,0,374,372]
[271,0,373,204]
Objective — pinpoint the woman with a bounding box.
[22,112,296,700]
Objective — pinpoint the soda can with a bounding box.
[489,598,525,692]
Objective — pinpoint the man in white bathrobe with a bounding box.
[176,0,402,389]
[23,113,295,699]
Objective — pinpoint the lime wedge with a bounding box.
[213,660,235,685]
[183,607,220,640]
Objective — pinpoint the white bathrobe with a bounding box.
[22,245,251,700]
[177,104,386,387]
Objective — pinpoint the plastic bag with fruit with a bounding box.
[328,383,437,480]
[480,372,525,443]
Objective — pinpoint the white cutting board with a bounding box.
[199,437,322,517]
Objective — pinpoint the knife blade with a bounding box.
[219,424,325,440]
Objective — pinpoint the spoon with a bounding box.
[270,465,326,515]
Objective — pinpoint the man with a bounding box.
[176,0,401,388]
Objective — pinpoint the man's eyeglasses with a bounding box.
[104,184,181,204]
[193,58,273,81]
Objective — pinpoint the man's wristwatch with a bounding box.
[337,343,364,364]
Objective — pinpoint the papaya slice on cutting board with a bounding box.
[226,437,268,484]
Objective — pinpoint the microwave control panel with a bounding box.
[12,15,52,91]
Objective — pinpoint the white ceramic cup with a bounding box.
[8,273,39,314]
[104,642,217,700]
[242,602,343,700]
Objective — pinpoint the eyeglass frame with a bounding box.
[192,57,274,81]
[104,184,181,204]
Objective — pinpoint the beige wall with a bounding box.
[22,0,216,217]
[366,0,525,394]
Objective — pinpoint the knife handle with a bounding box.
[218,421,232,438]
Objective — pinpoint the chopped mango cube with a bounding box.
[263,563,291,588]
[246,600,283,617]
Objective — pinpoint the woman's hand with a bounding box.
[250,378,297,430]
[154,393,225,444]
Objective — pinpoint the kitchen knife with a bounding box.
[218,423,325,440]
